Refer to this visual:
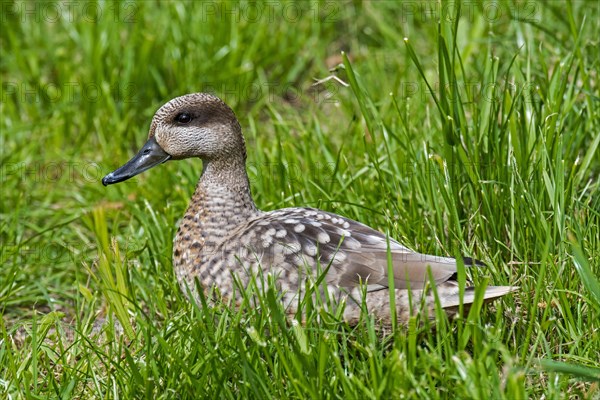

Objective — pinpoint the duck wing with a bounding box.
[224,207,471,291]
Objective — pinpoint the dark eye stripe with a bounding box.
[175,113,192,124]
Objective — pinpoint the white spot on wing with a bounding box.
[317,232,330,243]
[343,237,362,250]
[240,233,254,245]
[282,242,301,255]
[330,251,346,264]
[275,229,287,238]
[294,224,305,233]
[261,228,276,247]
[304,243,317,256]
[337,228,351,237]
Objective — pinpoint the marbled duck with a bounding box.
[102,93,515,326]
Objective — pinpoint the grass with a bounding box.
[1,0,599,398]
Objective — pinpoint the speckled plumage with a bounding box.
[103,93,516,326]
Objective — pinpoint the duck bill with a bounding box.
[102,136,171,186]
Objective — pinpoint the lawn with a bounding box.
[1,1,599,398]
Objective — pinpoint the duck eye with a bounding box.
[175,113,192,124]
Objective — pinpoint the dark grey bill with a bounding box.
[102,136,171,186]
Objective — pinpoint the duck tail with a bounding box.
[442,285,518,310]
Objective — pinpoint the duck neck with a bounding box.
[198,156,253,195]
[186,156,260,235]
[173,156,260,293]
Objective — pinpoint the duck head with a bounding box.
[102,93,245,186]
